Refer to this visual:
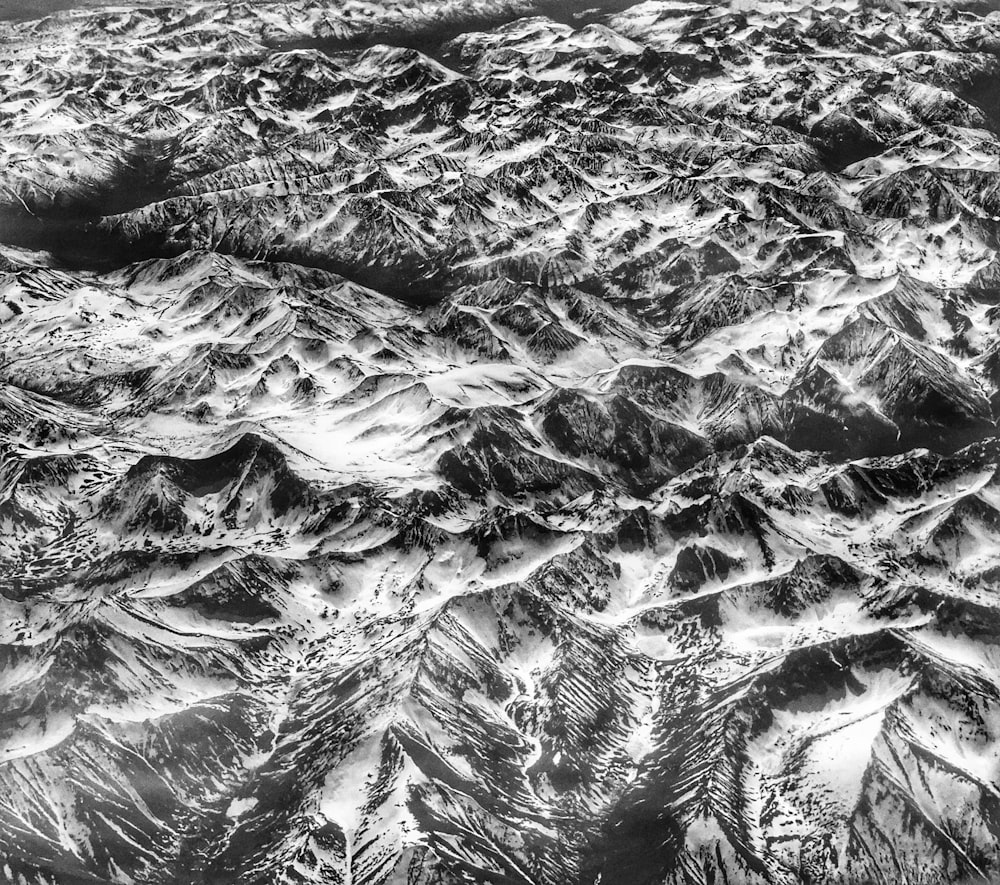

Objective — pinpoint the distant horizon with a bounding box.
[0,0,180,22]
[0,0,100,21]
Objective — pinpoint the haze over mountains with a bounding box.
[2,0,1000,883]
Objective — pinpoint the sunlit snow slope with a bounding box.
[3,0,1000,883]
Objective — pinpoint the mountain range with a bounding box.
[3,0,1000,882]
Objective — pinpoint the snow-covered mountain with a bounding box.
[2,0,1000,882]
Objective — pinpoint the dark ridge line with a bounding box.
[0,199,453,309]
[263,0,662,65]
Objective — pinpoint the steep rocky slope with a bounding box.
[2,0,1000,883]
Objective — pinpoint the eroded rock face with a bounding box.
[1,0,1000,883]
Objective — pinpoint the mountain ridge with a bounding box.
[2,0,1000,883]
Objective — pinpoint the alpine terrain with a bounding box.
[2,0,1000,882]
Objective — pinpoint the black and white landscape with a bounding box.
[3,0,1000,882]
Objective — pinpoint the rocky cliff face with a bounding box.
[2,0,1000,883]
